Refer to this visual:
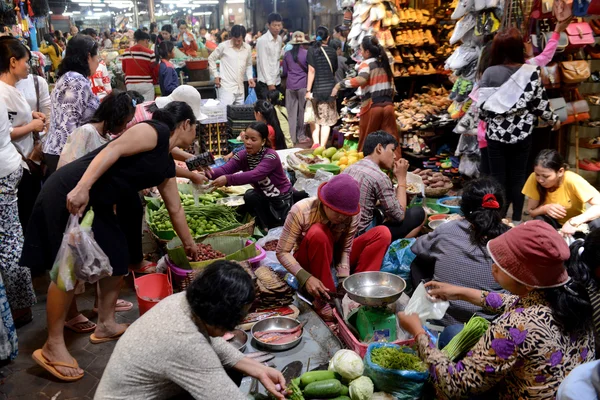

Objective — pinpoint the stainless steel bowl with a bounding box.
[227,329,248,352]
[250,317,303,351]
[343,271,407,307]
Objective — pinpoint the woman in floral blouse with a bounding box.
[399,220,594,399]
[43,34,100,178]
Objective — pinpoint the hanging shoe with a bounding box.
[451,0,474,20]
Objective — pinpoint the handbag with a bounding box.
[542,32,569,53]
[588,0,600,14]
[566,22,595,49]
[540,63,562,88]
[549,97,568,122]
[530,19,552,55]
[531,0,553,18]
[268,192,294,225]
[560,60,591,84]
[553,0,573,21]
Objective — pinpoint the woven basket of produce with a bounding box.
[286,149,330,178]
[412,169,454,198]
[424,183,453,198]
[180,260,254,291]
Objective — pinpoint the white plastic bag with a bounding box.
[294,169,334,198]
[50,213,112,292]
[399,283,449,340]
[257,227,284,248]
[406,172,425,196]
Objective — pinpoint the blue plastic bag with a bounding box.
[380,238,416,289]
[245,88,257,105]
[364,342,429,400]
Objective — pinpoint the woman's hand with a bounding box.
[210,175,227,188]
[544,203,567,220]
[189,172,208,185]
[32,111,46,121]
[424,281,464,301]
[254,365,287,400]
[397,312,424,337]
[305,276,330,300]
[552,119,561,131]
[331,84,339,98]
[184,243,198,259]
[560,221,577,236]
[305,91,312,100]
[66,185,90,216]
[29,119,45,133]
[555,16,574,33]
[204,168,214,179]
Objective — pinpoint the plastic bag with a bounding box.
[304,100,315,124]
[50,213,112,292]
[257,227,284,248]
[404,282,449,322]
[293,169,334,198]
[364,342,429,400]
[245,88,257,105]
[380,238,417,290]
[458,154,480,178]
[406,173,424,197]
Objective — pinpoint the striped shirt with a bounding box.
[121,44,157,85]
[340,57,393,111]
[343,158,404,234]
[276,197,358,279]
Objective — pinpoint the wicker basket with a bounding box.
[286,149,321,178]
[150,217,255,247]
[180,260,253,291]
[424,183,453,198]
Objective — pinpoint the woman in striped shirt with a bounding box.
[332,36,398,155]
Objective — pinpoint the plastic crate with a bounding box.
[198,122,231,156]
[227,105,255,120]
[333,308,414,357]
[200,99,227,124]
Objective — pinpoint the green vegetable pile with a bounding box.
[371,347,427,372]
[442,315,490,361]
[150,204,241,238]
[179,191,224,206]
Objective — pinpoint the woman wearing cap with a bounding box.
[23,102,200,382]
[399,220,594,399]
[276,174,392,317]
[306,26,338,148]
[331,35,398,155]
[282,31,311,145]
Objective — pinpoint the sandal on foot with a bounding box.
[65,314,97,333]
[90,324,130,344]
[93,299,134,314]
[32,349,83,382]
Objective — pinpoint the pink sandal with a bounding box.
[64,314,97,333]
[93,299,133,314]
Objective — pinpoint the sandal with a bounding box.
[65,314,97,333]
[93,299,133,314]
[89,324,130,344]
[32,349,83,382]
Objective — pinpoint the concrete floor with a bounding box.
[0,275,140,400]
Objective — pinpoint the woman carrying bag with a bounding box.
[306,26,338,148]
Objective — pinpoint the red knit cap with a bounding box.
[487,220,570,288]
[318,174,361,216]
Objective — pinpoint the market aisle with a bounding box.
[0,275,139,399]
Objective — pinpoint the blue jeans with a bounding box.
[438,324,464,350]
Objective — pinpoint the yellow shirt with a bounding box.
[39,42,62,71]
[522,170,599,224]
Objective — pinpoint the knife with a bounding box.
[281,360,303,383]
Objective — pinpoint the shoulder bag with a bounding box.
[566,22,595,49]
[320,47,334,74]
[542,32,569,53]
[540,63,562,89]
[553,0,573,22]
[559,60,591,84]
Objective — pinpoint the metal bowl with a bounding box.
[343,271,407,307]
[250,317,303,352]
[226,329,248,352]
[428,219,448,230]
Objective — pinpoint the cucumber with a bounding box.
[300,371,339,387]
[303,379,342,398]
[339,385,349,396]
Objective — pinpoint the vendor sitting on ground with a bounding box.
[343,131,425,240]
[398,220,595,399]
[523,149,600,235]
[276,174,392,315]
[95,261,286,400]
[206,121,293,230]
[410,177,509,327]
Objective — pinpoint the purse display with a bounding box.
[564,100,590,124]
[549,97,568,122]
[541,63,562,89]
[560,60,591,84]
[553,0,573,21]
[566,22,595,49]
[572,0,591,15]
[542,32,569,52]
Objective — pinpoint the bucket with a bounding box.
[133,270,173,316]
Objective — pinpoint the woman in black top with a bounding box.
[21,102,199,382]
[306,26,338,147]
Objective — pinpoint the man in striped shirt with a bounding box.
[121,29,156,101]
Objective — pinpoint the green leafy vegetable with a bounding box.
[371,347,426,372]
[442,315,490,361]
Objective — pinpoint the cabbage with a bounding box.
[328,349,364,380]
[349,376,374,400]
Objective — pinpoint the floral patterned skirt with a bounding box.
[0,166,36,311]
[313,99,339,127]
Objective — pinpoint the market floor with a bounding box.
[0,274,140,399]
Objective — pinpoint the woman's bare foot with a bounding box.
[93,321,129,339]
[41,342,84,377]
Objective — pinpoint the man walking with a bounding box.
[255,13,283,100]
[121,29,156,101]
[208,25,255,106]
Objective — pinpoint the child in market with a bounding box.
[523,149,600,235]
[157,40,179,97]
[399,220,595,399]
[254,100,287,150]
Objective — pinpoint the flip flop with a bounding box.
[89,324,130,344]
[64,314,97,333]
[92,299,134,314]
[32,349,84,382]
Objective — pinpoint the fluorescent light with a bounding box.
[226,0,244,3]
[63,11,73,15]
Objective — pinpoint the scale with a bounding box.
[342,272,407,342]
